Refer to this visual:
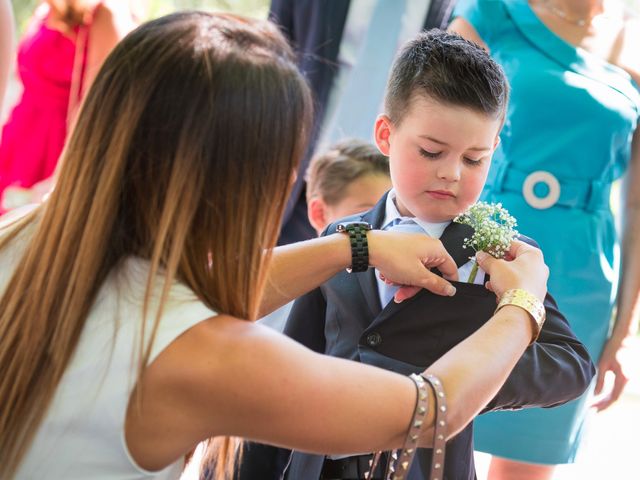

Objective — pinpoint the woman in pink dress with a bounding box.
[0,0,136,213]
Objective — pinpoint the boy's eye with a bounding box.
[419,148,441,159]
[464,156,483,166]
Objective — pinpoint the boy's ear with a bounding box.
[307,197,328,235]
[493,135,501,150]
[374,115,393,156]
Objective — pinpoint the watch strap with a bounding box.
[336,222,371,273]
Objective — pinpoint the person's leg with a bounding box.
[487,457,554,480]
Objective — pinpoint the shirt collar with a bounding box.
[383,189,451,238]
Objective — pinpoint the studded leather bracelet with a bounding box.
[421,373,447,480]
[366,373,436,480]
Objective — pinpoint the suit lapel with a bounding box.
[438,221,475,268]
[365,220,476,332]
[354,193,389,318]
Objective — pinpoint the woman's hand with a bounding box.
[592,336,631,411]
[368,230,458,300]
[475,240,548,301]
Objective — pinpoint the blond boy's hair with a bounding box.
[306,139,390,205]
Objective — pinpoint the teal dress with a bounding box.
[454,0,640,465]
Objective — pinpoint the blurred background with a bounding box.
[4,1,640,479]
[9,0,640,32]
[10,0,640,32]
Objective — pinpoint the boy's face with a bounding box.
[374,96,502,222]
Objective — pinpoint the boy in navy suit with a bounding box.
[281,30,594,480]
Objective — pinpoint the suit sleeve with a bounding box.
[283,219,354,351]
[283,286,328,353]
[482,235,596,412]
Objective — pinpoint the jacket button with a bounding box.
[366,332,382,347]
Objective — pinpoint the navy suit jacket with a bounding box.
[271,0,458,245]
[282,193,595,480]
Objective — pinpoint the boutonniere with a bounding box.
[454,201,518,283]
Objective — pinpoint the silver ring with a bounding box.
[522,171,560,210]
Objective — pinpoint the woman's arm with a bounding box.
[126,241,546,470]
[0,0,13,114]
[593,125,640,410]
[83,0,136,96]
[259,231,459,316]
[448,17,489,50]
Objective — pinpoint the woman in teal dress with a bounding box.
[450,0,640,478]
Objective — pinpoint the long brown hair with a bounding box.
[0,11,312,479]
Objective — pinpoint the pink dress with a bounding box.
[0,6,88,211]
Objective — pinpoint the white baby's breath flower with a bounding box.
[454,201,518,283]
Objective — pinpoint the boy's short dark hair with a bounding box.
[385,29,509,123]
[306,139,389,205]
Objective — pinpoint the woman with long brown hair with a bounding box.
[0,12,551,480]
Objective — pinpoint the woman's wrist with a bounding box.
[607,328,635,350]
[495,289,546,344]
[492,304,536,346]
[366,229,384,269]
[324,232,356,271]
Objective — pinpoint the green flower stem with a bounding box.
[467,260,479,283]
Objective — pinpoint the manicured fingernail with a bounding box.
[446,285,456,296]
[394,296,403,304]
[476,251,488,262]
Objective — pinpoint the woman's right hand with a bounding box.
[368,230,459,300]
[475,240,549,301]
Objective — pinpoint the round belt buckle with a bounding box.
[522,171,560,210]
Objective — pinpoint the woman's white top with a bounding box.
[2,234,217,479]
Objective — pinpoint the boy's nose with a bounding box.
[437,161,461,181]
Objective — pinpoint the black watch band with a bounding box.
[336,222,372,273]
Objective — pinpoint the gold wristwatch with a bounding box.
[495,289,546,344]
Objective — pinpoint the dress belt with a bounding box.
[486,162,610,213]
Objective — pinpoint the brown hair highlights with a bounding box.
[385,29,509,124]
[306,139,390,205]
[0,12,311,478]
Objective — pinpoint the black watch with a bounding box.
[336,222,372,273]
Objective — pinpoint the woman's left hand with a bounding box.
[592,337,631,411]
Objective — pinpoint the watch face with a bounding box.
[336,222,372,232]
